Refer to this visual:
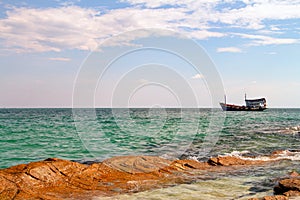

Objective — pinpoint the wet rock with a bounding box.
[208,155,264,166]
[170,159,211,170]
[0,156,205,199]
[274,177,300,196]
[289,171,299,177]
[208,150,299,167]
[254,171,300,200]
[262,195,288,200]
[248,195,288,200]
[0,152,297,199]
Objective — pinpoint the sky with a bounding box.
[0,0,300,108]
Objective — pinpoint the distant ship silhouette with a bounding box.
[220,94,267,111]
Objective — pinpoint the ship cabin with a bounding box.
[245,98,266,109]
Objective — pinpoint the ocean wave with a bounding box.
[280,126,300,134]
[219,150,300,162]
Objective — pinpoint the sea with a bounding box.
[1,108,300,199]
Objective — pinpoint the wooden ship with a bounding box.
[220,94,267,111]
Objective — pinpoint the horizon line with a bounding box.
[0,107,299,109]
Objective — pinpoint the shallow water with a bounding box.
[0,108,300,198]
[98,160,300,200]
[97,178,267,200]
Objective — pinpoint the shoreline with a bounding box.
[1,150,299,199]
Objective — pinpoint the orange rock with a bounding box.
[0,156,200,199]
[262,195,288,200]
[248,195,289,200]
[289,171,299,177]
[208,155,265,166]
[274,178,300,195]
[0,152,298,199]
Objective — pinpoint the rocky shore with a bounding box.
[249,171,300,200]
[0,151,299,199]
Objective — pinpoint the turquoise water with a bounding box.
[1,108,299,168]
[1,108,300,198]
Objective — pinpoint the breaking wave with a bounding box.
[219,150,300,162]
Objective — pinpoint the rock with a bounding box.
[0,152,297,199]
[248,195,288,200]
[252,171,300,200]
[262,195,288,200]
[274,177,300,195]
[289,171,299,177]
[208,155,265,166]
[0,175,18,199]
[0,156,206,199]
[284,190,300,197]
[208,150,299,167]
[103,155,172,174]
[170,159,211,170]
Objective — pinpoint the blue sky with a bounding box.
[0,0,299,108]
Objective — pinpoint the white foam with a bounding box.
[186,155,200,161]
[218,150,300,162]
[223,150,250,157]
[278,125,300,134]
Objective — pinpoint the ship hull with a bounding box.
[220,103,267,111]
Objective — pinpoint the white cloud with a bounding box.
[120,0,210,9]
[187,30,226,40]
[217,47,242,53]
[122,0,300,29]
[48,57,71,61]
[257,29,284,35]
[264,52,277,55]
[191,73,204,79]
[235,33,299,46]
[214,1,300,29]
[0,0,300,52]
[270,25,281,31]
[0,6,224,52]
[0,6,100,52]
